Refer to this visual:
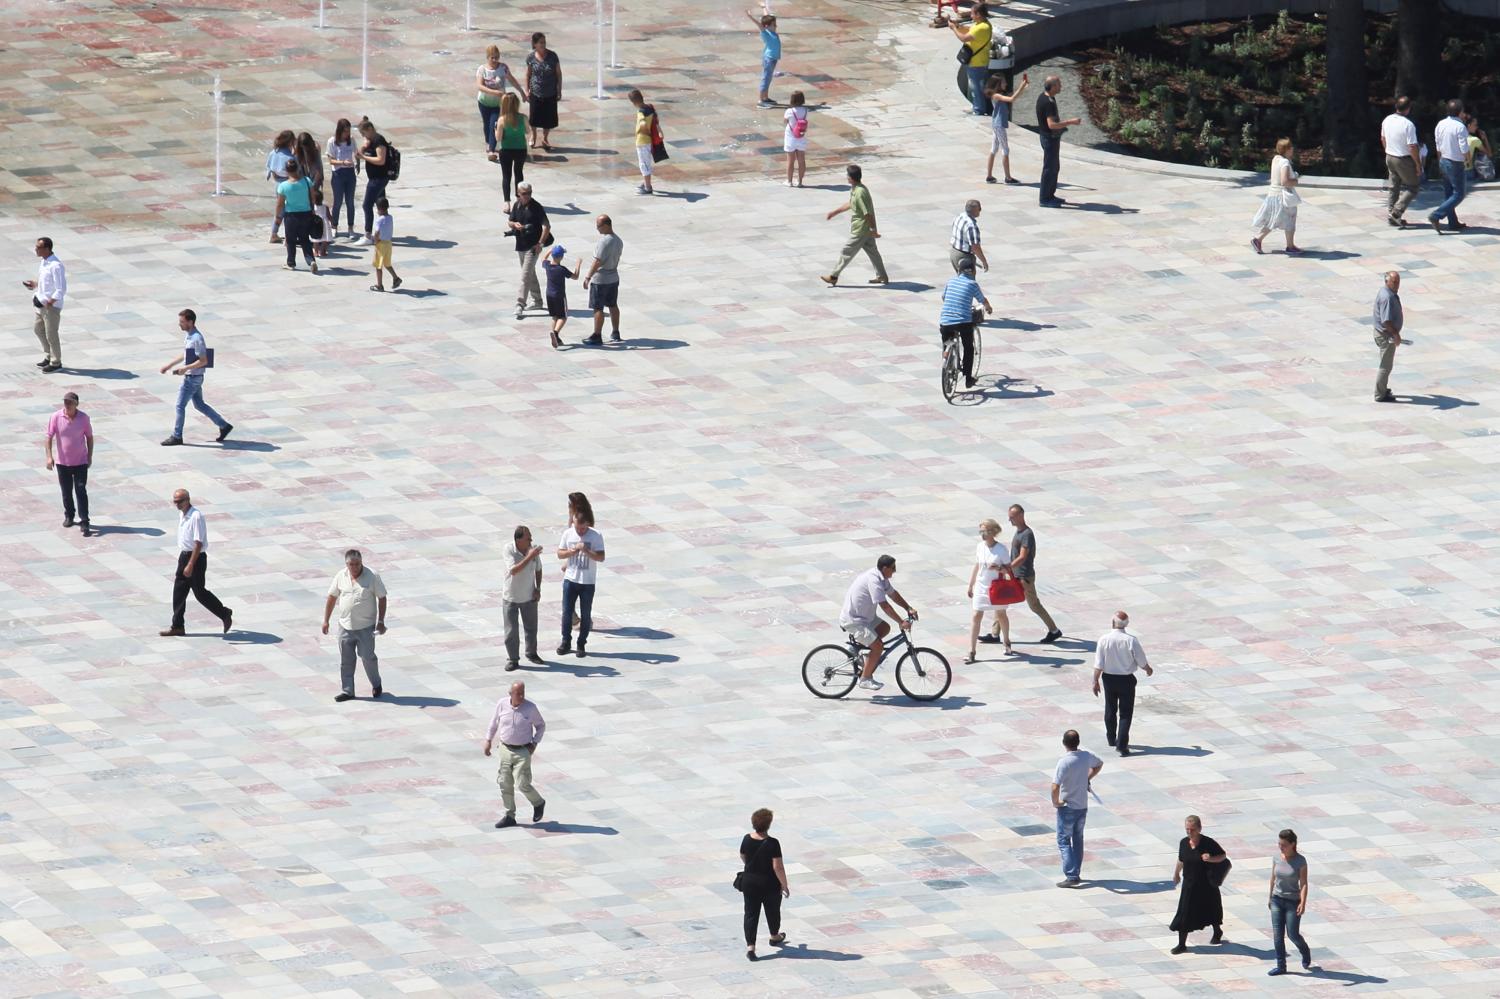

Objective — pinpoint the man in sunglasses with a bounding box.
[159,488,233,636]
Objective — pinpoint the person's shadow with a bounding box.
[593,626,673,640]
[1396,393,1477,410]
[58,366,137,380]
[1086,878,1173,894]
[375,694,460,708]
[531,820,618,835]
[762,943,862,961]
[1057,201,1140,214]
[223,630,282,645]
[1128,744,1214,758]
[651,190,709,203]
[87,525,165,537]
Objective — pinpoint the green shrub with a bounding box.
[1119,118,1160,145]
[1105,98,1123,131]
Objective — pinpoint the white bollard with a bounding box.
[360,0,371,90]
[593,0,605,99]
[610,0,619,68]
[465,0,472,31]
[212,76,224,196]
[317,0,325,29]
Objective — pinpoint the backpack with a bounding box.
[385,143,402,182]
[1477,151,1496,182]
[790,108,809,139]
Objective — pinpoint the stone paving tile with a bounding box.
[3,1,1500,998]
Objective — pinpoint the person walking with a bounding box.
[356,118,393,246]
[984,72,1029,184]
[746,10,781,108]
[581,214,623,344]
[819,164,888,287]
[940,262,991,391]
[1251,139,1302,254]
[265,130,296,243]
[275,159,318,273]
[322,549,388,702]
[1170,814,1229,953]
[1373,270,1407,403]
[950,2,994,116]
[1007,504,1061,643]
[159,488,233,637]
[159,309,232,447]
[24,236,67,372]
[556,495,605,656]
[949,199,988,274]
[783,91,809,187]
[524,33,562,151]
[477,44,525,162]
[503,525,545,671]
[1380,97,1422,228]
[44,391,93,535]
[1051,729,1101,888]
[326,118,359,239]
[628,89,659,196]
[506,183,549,319]
[739,808,791,961]
[1092,611,1154,756]
[482,681,546,828]
[1036,76,1081,207]
[965,518,1012,662]
[497,93,529,210]
[1430,99,1470,233]
[1267,828,1313,975]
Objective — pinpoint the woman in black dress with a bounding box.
[739,807,790,961]
[524,32,562,151]
[1170,813,1228,953]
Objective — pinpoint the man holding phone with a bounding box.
[503,525,545,670]
[24,236,67,372]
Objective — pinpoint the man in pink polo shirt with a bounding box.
[44,391,94,535]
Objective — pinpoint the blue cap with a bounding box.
[549,244,565,259]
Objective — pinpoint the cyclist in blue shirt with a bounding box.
[940,263,992,389]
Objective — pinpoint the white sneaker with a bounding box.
[356,236,373,247]
[857,677,884,691]
[515,305,525,319]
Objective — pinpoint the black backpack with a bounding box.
[385,143,402,182]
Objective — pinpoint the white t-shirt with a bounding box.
[1380,113,1418,158]
[559,526,605,584]
[1435,116,1469,162]
[974,539,1006,587]
[841,567,891,625]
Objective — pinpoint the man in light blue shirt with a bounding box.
[159,308,232,446]
[939,264,992,388]
[1051,729,1102,887]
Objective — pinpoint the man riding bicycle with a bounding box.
[839,554,918,690]
[940,262,992,390]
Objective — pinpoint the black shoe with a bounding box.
[1376,391,1396,402]
[36,358,51,368]
[609,332,621,342]
[160,436,183,446]
[1106,736,1115,747]
[525,653,544,665]
[495,815,517,828]
[1170,945,1187,955]
[372,686,382,698]
[532,799,545,822]
[221,609,232,634]
[1118,746,1131,757]
[217,423,233,442]
[583,335,604,345]
[576,644,587,658]
[556,642,571,655]
[63,516,75,528]
[80,522,90,536]
[335,692,355,702]
[1041,630,1062,644]
[1210,930,1223,945]
[159,627,186,637]
[42,363,62,372]
[977,634,1000,644]
[505,661,519,671]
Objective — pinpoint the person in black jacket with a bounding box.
[739,808,791,961]
[1170,814,1229,953]
[506,182,550,320]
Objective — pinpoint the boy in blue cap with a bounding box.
[540,245,581,348]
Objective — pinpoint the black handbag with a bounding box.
[957,41,974,65]
[733,837,770,892]
[1208,856,1232,887]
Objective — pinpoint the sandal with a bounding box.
[964,652,977,664]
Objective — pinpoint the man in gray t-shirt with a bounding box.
[1004,503,1060,644]
[1372,270,1405,403]
[1050,729,1102,887]
[582,214,625,344]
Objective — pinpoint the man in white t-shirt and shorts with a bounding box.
[839,555,917,691]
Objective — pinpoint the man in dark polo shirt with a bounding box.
[1036,75,1081,207]
[1009,502,1061,643]
[507,182,550,320]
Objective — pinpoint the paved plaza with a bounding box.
[3,1,1500,997]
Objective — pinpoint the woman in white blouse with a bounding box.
[965,518,1013,662]
[1251,138,1301,255]
[325,119,358,240]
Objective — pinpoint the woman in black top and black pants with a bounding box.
[356,118,391,244]
[739,807,790,961]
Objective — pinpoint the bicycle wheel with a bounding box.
[802,644,859,699]
[971,324,983,379]
[896,646,952,701]
[941,342,959,400]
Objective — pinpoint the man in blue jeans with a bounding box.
[1430,99,1470,233]
[949,2,993,116]
[159,309,232,446]
[1050,729,1102,888]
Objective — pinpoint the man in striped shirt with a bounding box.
[950,200,988,274]
[940,262,991,389]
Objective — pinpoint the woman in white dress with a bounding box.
[783,90,809,188]
[965,518,1013,663]
[1251,138,1301,255]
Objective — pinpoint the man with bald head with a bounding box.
[1092,611,1154,756]
[1035,75,1081,207]
[1373,271,1408,402]
[483,681,547,828]
[160,488,233,636]
[582,213,624,344]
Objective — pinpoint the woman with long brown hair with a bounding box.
[497,92,529,210]
[325,118,358,239]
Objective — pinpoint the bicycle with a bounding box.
[801,614,952,701]
[940,311,984,401]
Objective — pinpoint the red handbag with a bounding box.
[988,577,1025,605]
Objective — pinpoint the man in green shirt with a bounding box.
[820,164,889,287]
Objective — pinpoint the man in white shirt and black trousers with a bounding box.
[1092,611,1153,756]
[159,488,233,637]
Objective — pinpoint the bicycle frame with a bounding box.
[845,616,916,672]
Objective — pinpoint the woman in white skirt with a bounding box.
[1251,138,1302,255]
[783,90,809,187]
[965,518,1013,663]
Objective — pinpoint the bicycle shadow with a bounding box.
[870,694,985,710]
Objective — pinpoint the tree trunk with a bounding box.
[1396,0,1443,104]
[1324,0,1368,164]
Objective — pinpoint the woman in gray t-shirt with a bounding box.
[1267,828,1312,975]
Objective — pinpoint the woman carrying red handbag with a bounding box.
[966,518,1022,661]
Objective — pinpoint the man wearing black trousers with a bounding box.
[1036,76,1081,207]
[1092,611,1153,756]
[159,488,233,636]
